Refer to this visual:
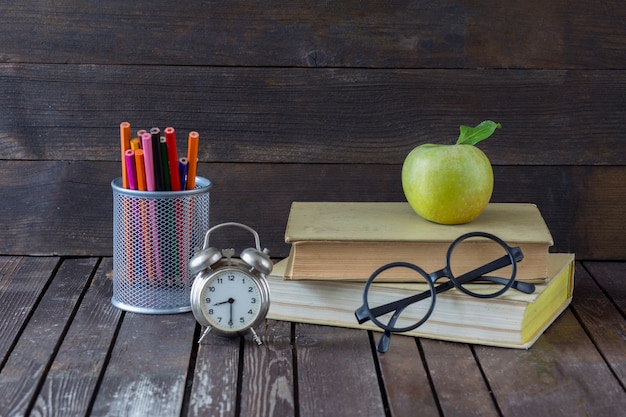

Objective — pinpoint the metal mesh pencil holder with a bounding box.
[111,177,212,314]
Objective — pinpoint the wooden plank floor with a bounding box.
[0,257,624,417]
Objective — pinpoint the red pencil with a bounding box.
[164,127,181,191]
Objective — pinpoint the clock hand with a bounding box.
[213,297,235,306]
[229,301,233,327]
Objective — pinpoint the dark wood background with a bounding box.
[1,1,625,260]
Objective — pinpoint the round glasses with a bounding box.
[354,231,535,353]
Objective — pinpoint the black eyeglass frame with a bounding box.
[354,231,535,351]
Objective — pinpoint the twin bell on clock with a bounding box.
[188,222,273,346]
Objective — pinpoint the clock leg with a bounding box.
[250,328,262,346]
[198,326,212,344]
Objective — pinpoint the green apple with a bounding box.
[401,121,501,225]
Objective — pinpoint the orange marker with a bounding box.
[134,149,147,191]
[120,122,131,188]
[186,131,199,190]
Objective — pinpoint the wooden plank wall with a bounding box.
[1,1,625,259]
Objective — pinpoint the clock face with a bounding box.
[199,269,263,332]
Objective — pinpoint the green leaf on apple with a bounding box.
[456,120,501,146]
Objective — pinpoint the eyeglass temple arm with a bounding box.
[454,247,524,286]
[376,309,403,353]
[355,246,525,324]
[355,280,454,324]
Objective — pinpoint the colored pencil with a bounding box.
[186,131,199,190]
[130,137,141,150]
[125,149,137,190]
[164,127,181,191]
[120,122,131,189]
[151,127,164,191]
[141,133,156,191]
[178,157,189,191]
[135,149,147,191]
[159,137,171,191]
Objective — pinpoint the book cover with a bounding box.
[284,202,554,282]
[267,253,574,349]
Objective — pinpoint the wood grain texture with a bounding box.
[575,262,626,386]
[90,312,196,417]
[0,255,624,416]
[30,258,122,417]
[2,1,625,69]
[294,324,385,417]
[187,328,240,417]
[239,320,295,417]
[582,262,626,312]
[1,64,625,165]
[376,335,439,417]
[0,258,97,416]
[474,310,626,417]
[0,256,59,365]
[421,339,500,417]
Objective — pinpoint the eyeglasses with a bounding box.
[354,231,536,353]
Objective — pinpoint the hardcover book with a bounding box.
[268,253,575,349]
[284,202,554,282]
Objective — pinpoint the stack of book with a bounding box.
[267,202,575,349]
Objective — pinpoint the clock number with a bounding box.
[228,274,235,281]
[208,309,214,315]
[208,286,216,292]
[205,297,211,303]
[217,278,223,284]
[251,297,257,304]
[239,317,245,323]
[248,309,254,314]
[248,286,254,293]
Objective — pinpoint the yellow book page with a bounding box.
[520,253,575,343]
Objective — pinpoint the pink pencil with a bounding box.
[125,149,137,190]
[141,132,156,191]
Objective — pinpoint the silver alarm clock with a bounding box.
[189,222,272,345]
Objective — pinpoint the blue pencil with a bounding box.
[178,157,189,192]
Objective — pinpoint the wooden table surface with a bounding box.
[0,256,624,417]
